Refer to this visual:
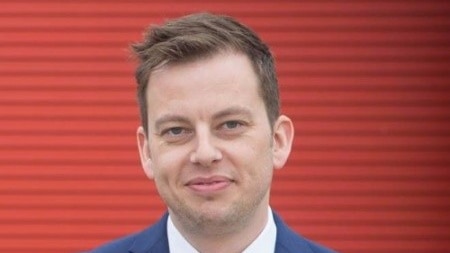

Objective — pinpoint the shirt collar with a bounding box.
[242,206,277,253]
[167,213,199,253]
[167,207,277,253]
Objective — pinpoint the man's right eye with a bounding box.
[159,127,194,144]
[164,127,184,136]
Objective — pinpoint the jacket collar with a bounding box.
[128,211,316,253]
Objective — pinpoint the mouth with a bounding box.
[185,176,234,194]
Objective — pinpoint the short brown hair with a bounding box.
[131,12,279,133]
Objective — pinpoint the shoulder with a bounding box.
[273,212,338,253]
[87,232,137,253]
[301,239,338,253]
[85,213,169,253]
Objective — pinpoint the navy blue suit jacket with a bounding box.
[87,212,337,253]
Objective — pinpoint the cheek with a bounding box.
[151,151,182,199]
[150,146,190,182]
[230,138,274,176]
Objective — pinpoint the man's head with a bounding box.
[133,13,294,239]
[132,12,279,133]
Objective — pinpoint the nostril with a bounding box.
[190,132,223,166]
[189,147,222,167]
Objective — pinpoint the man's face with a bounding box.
[137,52,292,234]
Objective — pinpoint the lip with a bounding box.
[185,176,233,194]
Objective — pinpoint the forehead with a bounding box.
[145,52,266,121]
[149,52,259,94]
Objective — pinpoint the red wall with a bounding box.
[1,1,449,252]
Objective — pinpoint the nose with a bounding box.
[190,127,222,167]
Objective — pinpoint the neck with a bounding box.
[171,204,270,253]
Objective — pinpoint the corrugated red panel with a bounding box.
[1,1,449,252]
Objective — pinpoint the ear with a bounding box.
[272,115,294,170]
[137,126,154,179]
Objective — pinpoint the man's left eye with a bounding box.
[223,121,241,129]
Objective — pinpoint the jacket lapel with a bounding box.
[273,212,315,253]
[128,213,170,253]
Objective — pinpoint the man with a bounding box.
[88,12,336,253]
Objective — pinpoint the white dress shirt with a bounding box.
[167,207,277,253]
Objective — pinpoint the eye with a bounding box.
[160,127,193,143]
[166,127,184,136]
[223,121,242,129]
[217,120,247,138]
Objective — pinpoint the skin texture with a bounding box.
[137,52,294,253]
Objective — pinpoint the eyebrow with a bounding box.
[212,106,253,120]
[154,115,190,132]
